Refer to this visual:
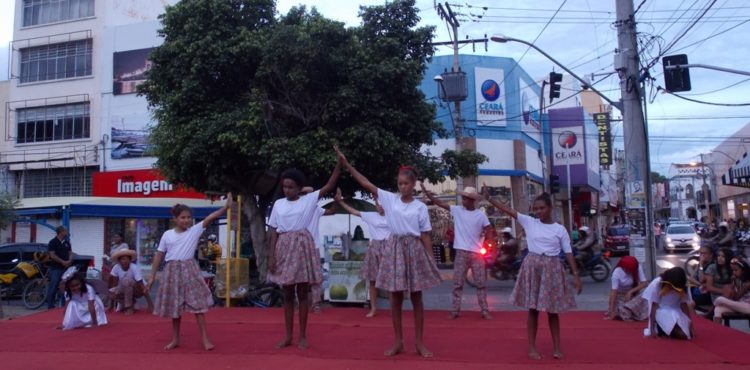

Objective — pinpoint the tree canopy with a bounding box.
[139,0,485,197]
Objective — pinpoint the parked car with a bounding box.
[0,243,93,274]
[605,225,630,256]
[664,224,700,253]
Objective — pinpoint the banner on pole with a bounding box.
[593,113,612,169]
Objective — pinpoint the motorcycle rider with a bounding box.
[496,227,519,278]
[574,226,596,266]
[715,222,735,249]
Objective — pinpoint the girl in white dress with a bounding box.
[642,267,694,339]
[61,274,107,330]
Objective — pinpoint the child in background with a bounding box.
[335,188,391,318]
[61,274,108,330]
[146,194,232,351]
[109,249,153,314]
[301,186,336,314]
[642,267,694,339]
[712,258,750,323]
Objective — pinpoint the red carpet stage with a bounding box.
[1,308,748,369]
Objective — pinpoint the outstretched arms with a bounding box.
[202,192,233,228]
[335,188,362,217]
[334,145,378,195]
[318,160,342,199]
[482,184,518,219]
[420,182,450,211]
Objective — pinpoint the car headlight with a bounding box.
[666,237,672,243]
[693,236,700,242]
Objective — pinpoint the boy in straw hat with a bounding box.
[109,249,153,315]
[421,184,494,320]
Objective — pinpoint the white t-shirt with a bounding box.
[111,263,144,283]
[516,213,572,256]
[377,189,431,237]
[307,207,326,244]
[611,265,647,290]
[360,212,391,241]
[451,205,490,253]
[269,190,321,233]
[157,222,205,261]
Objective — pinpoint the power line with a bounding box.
[657,86,750,106]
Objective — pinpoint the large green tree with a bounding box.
[140,0,485,277]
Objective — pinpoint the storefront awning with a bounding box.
[17,197,226,219]
[721,151,749,188]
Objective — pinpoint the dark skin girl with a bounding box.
[269,161,341,350]
[334,145,433,358]
[482,184,581,360]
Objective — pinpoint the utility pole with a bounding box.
[700,153,711,225]
[616,0,656,279]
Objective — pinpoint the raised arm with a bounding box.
[202,192,233,228]
[318,160,342,199]
[334,145,378,195]
[335,188,361,217]
[420,182,450,210]
[482,184,518,219]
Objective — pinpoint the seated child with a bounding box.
[713,257,750,323]
[642,266,693,339]
[61,273,108,330]
[109,249,153,314]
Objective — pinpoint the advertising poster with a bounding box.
[593,113,612,169]
[551,126,585,166]
[519,79,542,143]
[113,47,155,95]
[475,67,506,126]
[324,261,368,303]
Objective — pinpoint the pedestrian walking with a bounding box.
[422,184,493,320]
[146,195,232,351]
[335,188,391,318]
[483,186,582,360]
[47,226,73,309]
[267,162,341,350]
[335,145,441,358]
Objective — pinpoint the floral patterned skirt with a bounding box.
[511,252,576,313]
[154,259,213,318]
[376,235,442,293]
[614,289,649,321]
[359,239,387,281]
[267,230,322,286]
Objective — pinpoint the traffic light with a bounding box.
[662,54,691,92]
[550,174,560,194]
[549,72,563,102]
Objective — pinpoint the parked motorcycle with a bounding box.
[0,257,49,309]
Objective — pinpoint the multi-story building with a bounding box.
[2,0,221,272]
[669,163,713,221]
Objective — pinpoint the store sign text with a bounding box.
[117,179,174,196]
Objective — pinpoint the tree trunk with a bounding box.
[243,194,269,281]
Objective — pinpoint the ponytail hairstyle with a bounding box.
[171,203,192,218]
[398,165,419,183]
[533,192,552,208]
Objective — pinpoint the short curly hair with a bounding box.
[281,168,306,188]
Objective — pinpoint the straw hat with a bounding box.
[112,249,136,261]
[458,186,482,200]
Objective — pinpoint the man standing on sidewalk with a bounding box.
[421,184,493,320]
[47,226,73,309]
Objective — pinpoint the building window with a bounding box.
[22,166,98,198]
[20,39,93,83]
[23,0,95,27]
[16,102,90,143]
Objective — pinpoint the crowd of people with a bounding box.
[43,145,750,359]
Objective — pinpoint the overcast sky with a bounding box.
[2,0,749,175]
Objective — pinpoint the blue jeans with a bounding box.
[46,268,64,309]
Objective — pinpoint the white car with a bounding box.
[664,224,700,253]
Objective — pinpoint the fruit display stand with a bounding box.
[323,236,368,303]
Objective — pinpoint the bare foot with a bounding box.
[298,337,308,350]
[416,343,433,358]
[124,308,134,316]
[164,340,179,351]
[481,311,493,320]
[313,306,321,315]
[384,341,404,356]
[55,325,62,330]
[553,350,564,359]
[366,310,376,318]
[203,339,215,351]
[276,337,292,349]
[448,311,459,320]
[528,349,542,360]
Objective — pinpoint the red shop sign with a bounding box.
[92,169,205,199]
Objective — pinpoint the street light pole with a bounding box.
[699,153,711,225]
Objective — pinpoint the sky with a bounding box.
[2,0,750,176]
